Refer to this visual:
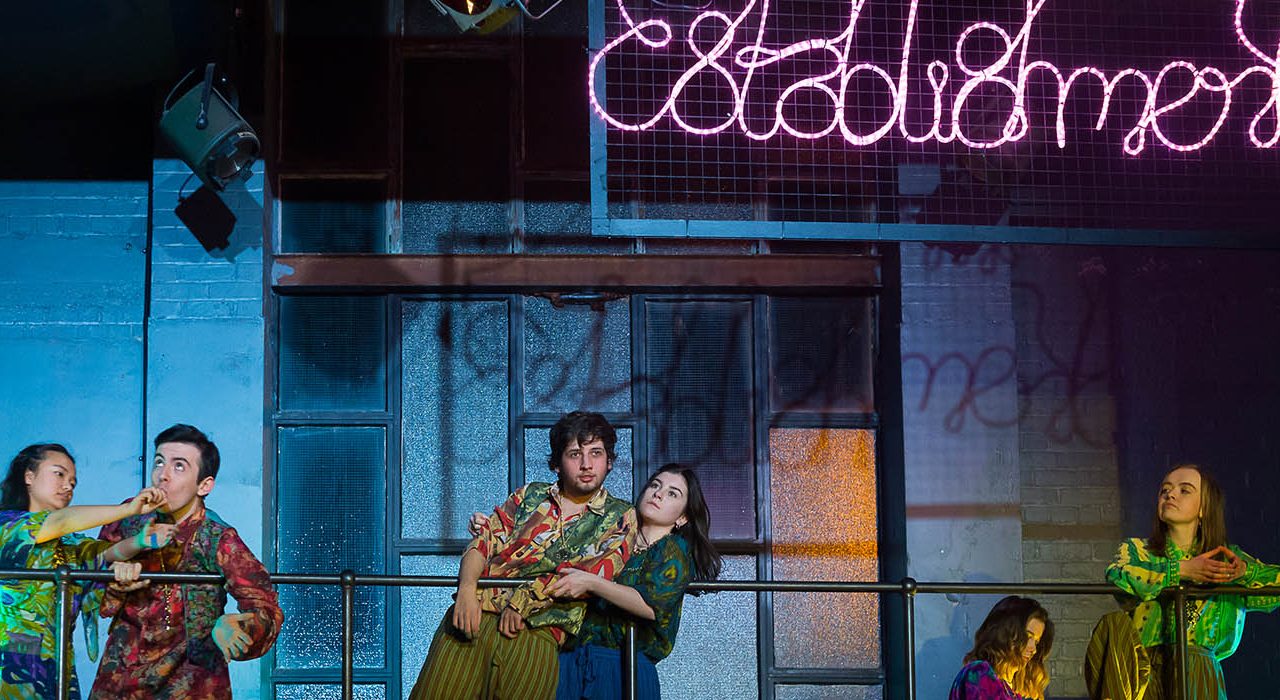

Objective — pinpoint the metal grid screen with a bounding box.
[593,0,1280,235]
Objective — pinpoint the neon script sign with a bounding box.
[588,0,1280,154]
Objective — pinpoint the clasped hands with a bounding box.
[1180,545,1247,584]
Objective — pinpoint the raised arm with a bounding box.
[35,487,167,544]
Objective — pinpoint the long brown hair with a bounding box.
[645,463,722,585]
[1148,463,1228,555]
[963,595,1054,700]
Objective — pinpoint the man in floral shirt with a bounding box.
[89,424,283,700]
[409,411,637,700]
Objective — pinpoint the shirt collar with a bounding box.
[548,482,612,515]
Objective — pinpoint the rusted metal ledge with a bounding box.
[271,254,880,293]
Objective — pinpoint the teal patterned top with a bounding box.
[1106,537,1280,660]
[0,510,111,663]
[567,532,693,663]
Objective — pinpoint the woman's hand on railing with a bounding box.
[546,568,599,599]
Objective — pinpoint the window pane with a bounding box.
[770,297,874,413]
[400,555,462,697]
[275,684,385,700]
[402,201,513,254]
[276,426,386,669]
[280,179,387,253]
[279,296,386,411]
[523,295,631,413]
[401,299,510,539]
[523,426,633,501]
[770,428,880,669]
[775,685,883,700]
[658,556,759,700]
[645,300,755,539]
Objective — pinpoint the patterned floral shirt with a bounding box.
[1,510,113,700]
[948,660,1023,700]
[1107,537,1280,660]
[88,506,283,700]
[468,481,635,643]
[566,531,693,662]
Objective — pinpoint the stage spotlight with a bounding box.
[429,0,566,33]
[159,63,259,192]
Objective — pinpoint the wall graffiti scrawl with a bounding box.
[590,0,1280,234]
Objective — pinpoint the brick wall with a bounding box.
[0,179,150,688]
[1011,246,1123,699]
[900,242,1025,700]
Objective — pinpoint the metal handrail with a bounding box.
[4,568,1278,700]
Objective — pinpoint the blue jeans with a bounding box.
[556,644,662,700]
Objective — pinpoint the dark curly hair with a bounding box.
[547,411,617,472]
[963,595,1054,700]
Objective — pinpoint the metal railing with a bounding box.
[4,568,1277,700]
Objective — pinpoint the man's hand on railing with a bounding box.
[109,561,150,593]
[1180,546,1246,584]
[452,592,483,638]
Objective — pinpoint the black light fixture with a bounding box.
[158,63,259,191]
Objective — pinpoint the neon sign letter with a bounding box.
[588,0,1280,154]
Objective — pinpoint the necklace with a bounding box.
[636,530,652,552]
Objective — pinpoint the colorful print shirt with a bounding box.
[948,660,1023,700]
[468,481,636,642]
[88,506,283,700]
[566,531,693,662]
[1107,537,1280,660]
[0,510,112,700]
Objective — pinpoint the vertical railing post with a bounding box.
[901,578,917,700]
[622,622,638,700]
[1172,585,1188,700]
[54,565,73,700]
[341,570,355,700]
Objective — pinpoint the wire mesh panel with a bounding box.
[594,0,1280,235]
